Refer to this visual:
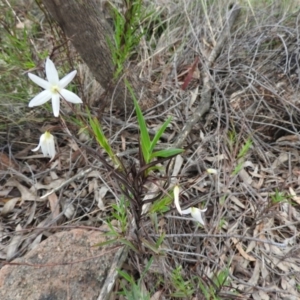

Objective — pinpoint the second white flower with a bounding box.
[32,131,56,160]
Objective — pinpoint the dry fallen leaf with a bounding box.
[189,86,199,108]
[171,155,183,178]
[28,233,43,251]
[5,179,37,201]
[34,179,66,191]
[229,194,245,209]
[0,187,13,197]
[248,260,260,286]
[0,152,18,170]
[6,224,23,261]
[289,187,300,205]
[48,193,60,220]
[238,168,252,185]
[252,290,270,300]
[231,237,256,262]
[25,201,36,225]
[96,186,109,210]
[272,152,288,169]
[63,202,75,219]
[1,197,20,215]
[150,290,163,300]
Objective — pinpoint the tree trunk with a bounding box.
[41,0,139,114]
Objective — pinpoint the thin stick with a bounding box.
[39,167,93,199]
[97,246,129,300]
[150,233,286,248]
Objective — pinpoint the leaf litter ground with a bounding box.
[1,0,300,299]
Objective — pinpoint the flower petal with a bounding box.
[43,134,56,159]
[29,90,52,107]
[34,132,56,160]
[28,73,50,90]
[51,94,60,117]
[174,185,182,214]
[207,168,218,174]
[47,138,56,160]
[59,70,77,88]
[60,89,83,104]
[190,207,207,226]
[32,144,41,152]
[181,208,191,215]
[32,132,45,152]
[45,57,59,84]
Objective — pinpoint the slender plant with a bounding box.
[126,81,183,166]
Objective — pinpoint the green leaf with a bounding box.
[119,238,139,252]
[140,238,163,254]
[150,194,172,213]
[118,269,134,283]
[126,81,151,162]
[149,116,172,153]
[87,109,122,169]
[93,238,119,248]
[155,233,165,248]
[237,138,252,159]
[151,148,184,159]
[232,162,243,175]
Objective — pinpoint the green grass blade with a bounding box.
[87,110,122,169]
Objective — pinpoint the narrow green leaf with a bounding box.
[237,138,252,159]
[118,269,134,283]
[92,238,119,248]
[232,162,243,175]
[125,81,151,162]
[151,148,184,159]
[87,109,122,169]
[150,194,172,213]
[141,238,163,254]
[141,256,154,279]
[155,233,165,248]
[149,117,172,153]
[141,138,151,163]
[135,99,150,153]
[119,239,139,252]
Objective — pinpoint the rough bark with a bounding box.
[41,0,137,113]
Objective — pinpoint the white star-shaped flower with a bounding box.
[174,185,207,226]
[32,131,56,160]
[28,57,82,117]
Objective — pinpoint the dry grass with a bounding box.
[1,0,300,299]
